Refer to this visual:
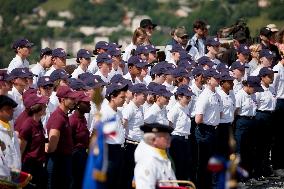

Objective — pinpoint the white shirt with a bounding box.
[122,101,144,142]
[31,62,46,88]
[44,66,56,76]
[109,67,123,80]
[0,122,21,175]
[49,91,59,113]
[195,87,222,126]
[164,44,174,63]
[143,75,152,86]
[124,72,140,84]
[8,87,24,123]
[123,43,136,62]
[7,55,29,73]
[235,89,257,116]
[94,70,110,83]
[85,102,98,134]
[233,79,243,95]
[273,63,284,99]
[255,84,276,111]
[88,58,98,74]
[143,102,153,116]
[217,89,236,123]
[189,82,204,117]
[250,66,263,76]
[144,103,169,125]
[167,102,191,135]
[162,82,175,93]
[134,140,177,189]
[41,101,56,138]
[189,34,205,60]
[72,65,89,79]
[100,103,125,144]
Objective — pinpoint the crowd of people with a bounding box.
[1,18,284,189]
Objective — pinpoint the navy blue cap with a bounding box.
[206,37,221,46]
[107,46,122,56]
[83,75,107,88]
[37,76,53,87]
[198,56,215,67]
[95,41,109,50]
[78,72,94,81]
[97,53,113,64]
[192,66,204,76]
[77,49,93,59]
[40,47,52,57]
[172,67,190,78]
[128,56,148,68]
[147,82,160,94]
[129,83,148,93]
[216,63,229,73]
[203,68,221,79]
[110,74,132,87]
[237,44,250,55]
[230,61,248,71]
[0,70,10,82]
[70,79,90,91]
[150,62,173,75]
[152,84,173,97]
[247,76,264,92]
[50,69,70,82]
[179,51,192,61]
[0,95,18,109]
[109,42,122,48]
[105,82,128,97]
[135,45,152,55]
[170,44,186,53]
[9,68,31,80]
[259,49,274,59]
[23,68,36,78]
[220,72,234,81]
[140,123,173,133]
[258,67,277,77]
[145,45,159,53]
[178,59,194,70]
[12,38,34,49]
[175,85,194,97]
[140,19,157,28]
[52,48,69,58]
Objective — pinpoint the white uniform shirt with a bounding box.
[195,87,222,126]
[233,79,243,95]
[235,89,257,116]
[109,67,123,80]
[167,102,191,135]
[144,103,169,125]
[255,84,276,111]
[124,72,140,84]
[100,103,125,144]
[0,123,21,173]
[7,55,29,73]
[31,62,46,87]
[49,91,59,113]
[143,102,153,116]
[123,43,136,62]
[41,101,56,138]
[94,70,110,83]
[273,63,284,99]
[143,75,152,86]
[189,34,206,61]
[72,66,89,79]
[8,87,24,123]
[87,58,98,74]
[44,66,56,76]
[134,141,177,189]
[189,82,204,118]
[164,44,174,63]
[162,82,175,93]
[85,102,98,133]
[218,89,236,123]
[250,66,263,76]
[122,101,144,142]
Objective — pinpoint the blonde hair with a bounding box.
[249,44,261,59]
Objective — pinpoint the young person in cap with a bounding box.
[88,41,109,74]
[94,52,113,83]
[8,68,30,123]
[0,95,21,180]
[8,38,33,73]
[140,18,157,40]
[134,123,176,189]
[18,93,49,189]
[107,44,124,78]
[45,48,69,76]
[205,37,222,66]
[49,69,70,112]
[234,76,263,179]
[167,85,194,181]
[71,49,92,79]
[230,61,247,95]
[31,47,53,87]
[150,61,171,84]
[121,83,148,189]
[271,50,284,176]
[250,49,274,76]
[135,45,152,61]
[69,91,91,189]
[236,44,251,77]
[144,84,172,125]
[253,67,277,179]
[142,82,158,115]
[46,86,78,189]
[124,56,148,84]
[100,82,128,189]
[194,68,222,189]
[0,70,12,96]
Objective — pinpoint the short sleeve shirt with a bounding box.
[235,89,257,116]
